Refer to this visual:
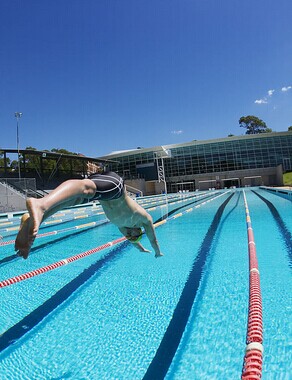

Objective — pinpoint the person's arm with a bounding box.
[142,218,163,258]
[131,241,151,253]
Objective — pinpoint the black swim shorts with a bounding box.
[88,171,124,201]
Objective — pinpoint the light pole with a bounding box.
[154,147,171,195]
[15,112,23,179]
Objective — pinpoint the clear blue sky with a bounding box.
[1,0,291,157]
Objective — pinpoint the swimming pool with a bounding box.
[0,189,291,379]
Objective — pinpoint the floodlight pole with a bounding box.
[154,151,168,195]
[15,112,23,179]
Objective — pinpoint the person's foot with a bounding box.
[14,198,43,259]
[15,213,31,259]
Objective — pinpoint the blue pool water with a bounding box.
[0,189,291,379]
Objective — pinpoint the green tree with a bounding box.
[26,146,37,151]
[239,115,270,134]
[288,126,292,132]
[51,148,76,155]
[0,150,11,172]
[24,147,41,172]
[50,148,78,172]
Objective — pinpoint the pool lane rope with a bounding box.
[0,219,109,247]
[0,190,229,289]
[241,190,263,380]
[0,237,127,288]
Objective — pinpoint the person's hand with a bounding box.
[139,246,151,253]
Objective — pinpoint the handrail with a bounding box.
[241,190,263,379]
[0,180,26,198]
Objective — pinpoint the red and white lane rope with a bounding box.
[0,237,126,288]
[241,190,263,380]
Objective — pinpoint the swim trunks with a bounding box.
[88,171,124,201]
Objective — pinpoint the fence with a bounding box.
[0,178,36,213]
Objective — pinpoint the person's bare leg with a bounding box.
[15,179,96,259]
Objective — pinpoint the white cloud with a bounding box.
[254,98,268,104]
[171,130,183,135]
[281,86,292,92]
[254,85,291,105]
[254,88,273,104]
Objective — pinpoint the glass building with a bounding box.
[102,132,292,193]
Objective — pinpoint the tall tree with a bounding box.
[50,148,78,172]
[288,126,292,132]
[239,115,269,134]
